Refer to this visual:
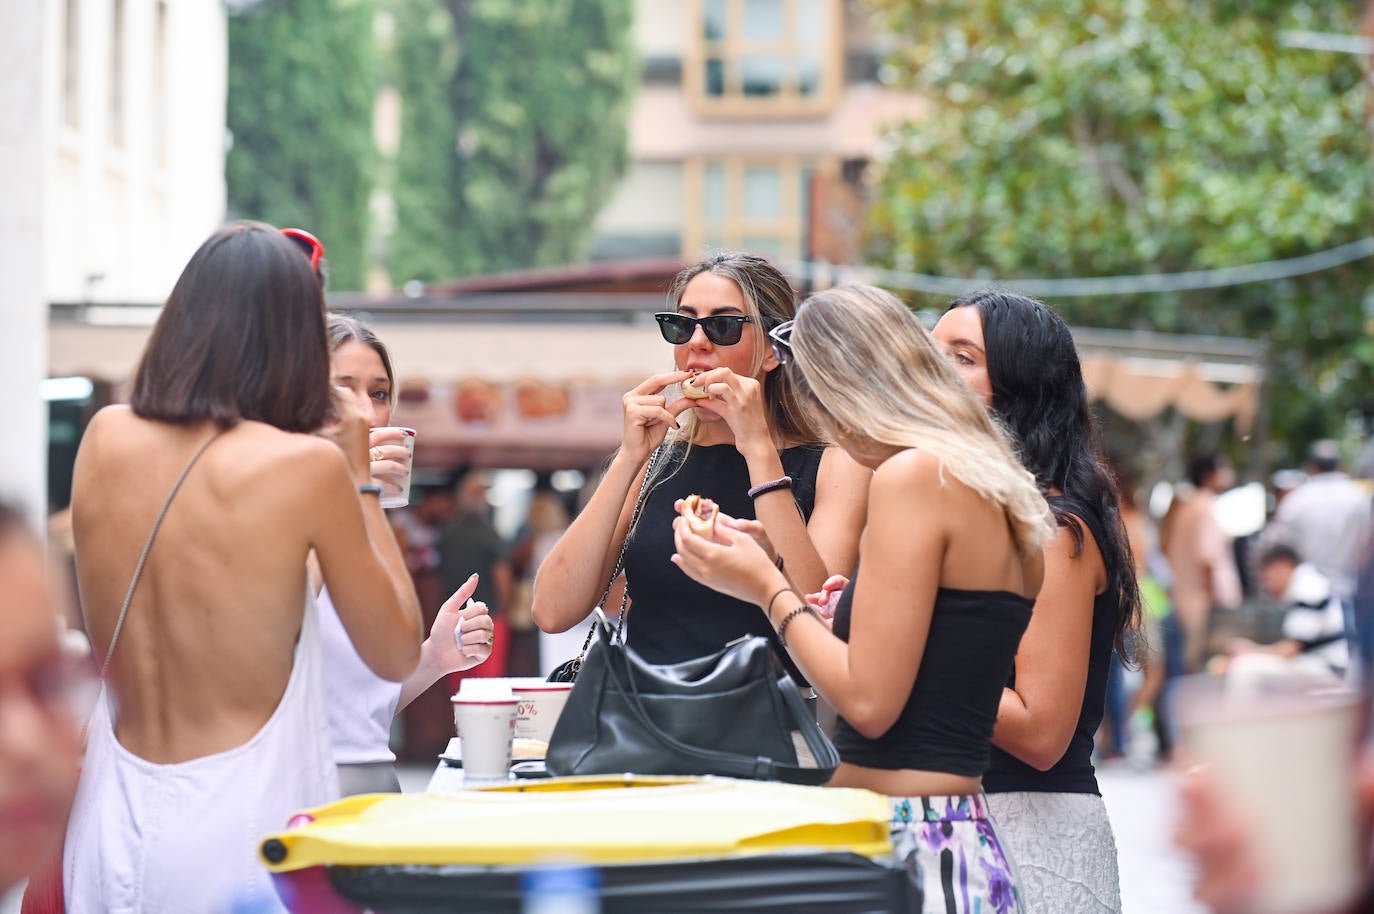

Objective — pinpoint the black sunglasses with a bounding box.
[654,312,755,346]
[768,319,795,365]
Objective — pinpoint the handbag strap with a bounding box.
[571,444,663,662]
[590,612,839,785]
[97,430,225,683]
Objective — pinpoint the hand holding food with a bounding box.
[681,372,710,400]
[680,494,719,537]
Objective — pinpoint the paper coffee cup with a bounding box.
[371,427,416,509]
[512,683,574,744]
[450,695,517,784]
[1177,668,1362,914]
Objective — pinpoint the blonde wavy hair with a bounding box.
[790,285,1053,558]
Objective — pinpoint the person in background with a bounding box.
[0,502,82,901]
[673,284,1053,914]
[320,314,495,795]
[1220,543,1351,682]
[61,223,423,913]
[933,290,1140,914]
[1162,453,1243,674]
[1261,439,1370,607]
[532,252,870,682]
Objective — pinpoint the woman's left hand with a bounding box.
[424,573,496,673]
[671,508,777,607]
[686,368,772,455]
[368,427,411,499]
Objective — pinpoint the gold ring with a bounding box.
[369,446,385,461]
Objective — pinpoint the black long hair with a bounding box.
[947,290,1142,660]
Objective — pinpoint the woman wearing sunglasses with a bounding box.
[672,284,1054,914]
[932,291,1141,914]
[532,252,869,678]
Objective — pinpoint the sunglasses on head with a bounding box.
[654,312,755,346]
[281,227,326,274]
[767,320,795,365]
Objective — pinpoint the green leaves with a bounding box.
[390,0,638,282]
[226,0,377,291]
[865,0,1374,460]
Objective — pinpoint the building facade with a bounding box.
[591,0,926,266]
[44,0,227,309]
[6,0,227,516]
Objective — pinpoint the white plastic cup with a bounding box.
[450,695,518,784]
[512,683,574,744]
[1176,667,1363,914]
[372,427,416,509]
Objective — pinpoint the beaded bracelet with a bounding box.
[776,602,821,647]
[747,475,793,499]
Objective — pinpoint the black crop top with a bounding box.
[831,576,1032,777]
[622,443,823,681]
[983,496,1121,796]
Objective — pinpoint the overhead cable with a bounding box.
[793,235,1374,297]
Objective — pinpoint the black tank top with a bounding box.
[622,443,824,681]
[831,574,1033,777]
[983,496,1121,796]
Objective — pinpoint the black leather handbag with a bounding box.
[545,609,840,785]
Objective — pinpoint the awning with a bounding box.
[48,305,1264,471]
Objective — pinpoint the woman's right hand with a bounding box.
[320,386,373,482]
[804,574,849,620]
[619,371,695,464]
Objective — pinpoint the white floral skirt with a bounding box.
[889,794,1025,914]
[984,791,1122,914]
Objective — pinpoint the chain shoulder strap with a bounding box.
[571,445,664,666]
[97,430,225,683]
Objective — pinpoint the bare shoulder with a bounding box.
[230,423,349,488]
[817,445,872,487]
[871,448,951,498]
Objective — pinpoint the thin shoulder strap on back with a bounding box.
[97,429,226,683]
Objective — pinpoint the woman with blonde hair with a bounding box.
[673,284,1054,913]
[532,252,869,680]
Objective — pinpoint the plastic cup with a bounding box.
[450,695,517,784]
[512,683,574,744]
[1176,665,1363,914]
[372,427,416,509]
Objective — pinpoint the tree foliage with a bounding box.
[226,0,377,291]
[389,0,638,283]
[864,0,1374,461]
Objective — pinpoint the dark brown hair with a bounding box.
[130,221,332,432]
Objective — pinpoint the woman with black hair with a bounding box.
[934,291,1142,914]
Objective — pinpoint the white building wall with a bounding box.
[0,2,49,523]
[44,0,226,307]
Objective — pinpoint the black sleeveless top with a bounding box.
[983,496,1121,796]
[831,574,1033,777]
[622,443,824,681]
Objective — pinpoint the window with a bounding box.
[684,157,814,262]
[688,0,841,117]
[153,2,168,164]
[61,0,80,128]
[110,0,126,146]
